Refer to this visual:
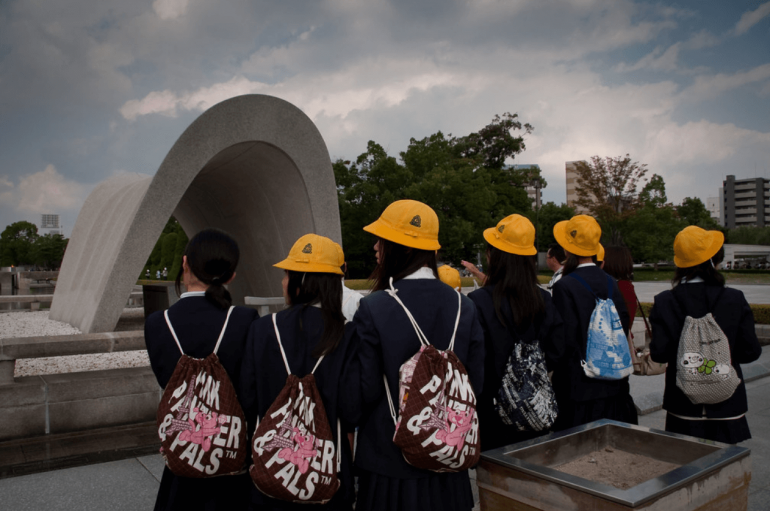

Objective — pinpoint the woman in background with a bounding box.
[603,245,638,325]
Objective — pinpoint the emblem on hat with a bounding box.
[498,225,505,233]
[570,230,578,238]
[302,244,312,254]
[410,215,421,228]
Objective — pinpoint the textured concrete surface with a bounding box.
[50,94,340,333]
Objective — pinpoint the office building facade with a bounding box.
[721,175,770,229]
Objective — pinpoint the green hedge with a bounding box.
[640,302,770,325]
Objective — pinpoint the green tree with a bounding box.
[30,234,68,269]
[573,154,649,244]
[142,217,188,280]
[0,221,39,266]
[623,176,682,268]
[727,226,770,245]
[528,202,575,249]
[677,197,720,229]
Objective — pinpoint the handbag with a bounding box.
[633,296,667,376]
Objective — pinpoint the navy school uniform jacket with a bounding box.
[649,283,761,418]
[354,278,485,479]
[240,306,360,510]
[551,265,631,402]
[468,285,566,451]
[144,295,259,511]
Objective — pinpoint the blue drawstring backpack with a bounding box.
[570,274,633,380]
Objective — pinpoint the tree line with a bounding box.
[0,221,68,269]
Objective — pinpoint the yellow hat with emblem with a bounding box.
[483,214,537,256]
[438,265,462,291]
[274,234,345,275]
[673,226,724,268]
[363,200,441,250]
[553,215,602,257]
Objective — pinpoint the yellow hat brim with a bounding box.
[273,259,344,275]
[553,220,599,257]
[483,228,537,256]
[674,230,724,268]
[364,218,441,251]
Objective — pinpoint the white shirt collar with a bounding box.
[577,263,596,268]
[681,276,705,284]
[180,291,206,299]
[402,267,437,280]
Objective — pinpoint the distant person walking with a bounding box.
[603,246,638,324]
[469,214,566,450]
[545,243,566,291]
[550,215,637,430]
[649,226,762,444]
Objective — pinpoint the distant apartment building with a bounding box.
[40,213,61,235]
[565,161,590,214]
[706,197,722,226]
[721,175,770,229]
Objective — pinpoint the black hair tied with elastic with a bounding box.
[174,228,240,310]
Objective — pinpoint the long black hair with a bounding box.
[484,244,544,328]
[285,270,346,358]
[369,237,438,292]
[603,245,634,281]
[672,246,725,287]
[174,228,239,310]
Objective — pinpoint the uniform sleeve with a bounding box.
[144,312,174,389]
[337,325,362,427]
[732,295,762,365]
[540,294,566,372]
[465,299,485,397]
[649,293,678,364]
[551,281,582,362]
[354,299,385,405]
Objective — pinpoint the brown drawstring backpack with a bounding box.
[250,314,341,503]
[383,278,480,472]
[156,306,248,477]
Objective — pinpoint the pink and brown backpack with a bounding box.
[249,314,341,503]
[156,306,248,477]
[383,278,480,472]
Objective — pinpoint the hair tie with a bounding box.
[211,276,222,285]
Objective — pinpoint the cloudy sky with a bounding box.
[1,0,769,236]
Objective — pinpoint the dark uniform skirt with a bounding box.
[554,392,638,431]
[356,469,475,511]
[154,467,252,511]
[665,413,751,445]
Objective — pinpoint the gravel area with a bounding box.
[1,310,150,378]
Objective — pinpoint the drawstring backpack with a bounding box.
[383,278,480,472]
[250,314,341,503]
[157,306,248,477]
[674,289,741,404]
[569,274,633,380]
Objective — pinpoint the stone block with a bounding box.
[48,392,160,434]
[142,284,179,319]
[0,360,14,384]
[0,403,47,441]
[43,367,158,403]
[1,334,113,360]
[0,377,46,407]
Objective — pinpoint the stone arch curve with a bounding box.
[50,94,341,333]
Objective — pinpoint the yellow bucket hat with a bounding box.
[483,214,537,256]
[274,234,344,275]
[363,200,441,250]
[438,265,462,290]
[553,215,602,257]
[673,226,724,268]
[596,244,605,262]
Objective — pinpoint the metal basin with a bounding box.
[477,419,751,510]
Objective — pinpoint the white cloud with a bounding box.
[735,2,770,35]
[153,0,189,20]
[3,165,88,214]
[682,63,770,101]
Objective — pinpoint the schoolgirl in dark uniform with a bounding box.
[240,234,360,511]
[650,226,761,444]
[550,215,637,430]
[145,228,258,511]
[468,214,565,450]
[353,200,485,511]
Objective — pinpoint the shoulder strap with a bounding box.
[271,313,325,377]
[163,310,185,355]
[164,306,234,356]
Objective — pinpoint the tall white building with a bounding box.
[40,214,61,235]
[706,197,722,226]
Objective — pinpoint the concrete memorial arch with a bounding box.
[50,94,341,333]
